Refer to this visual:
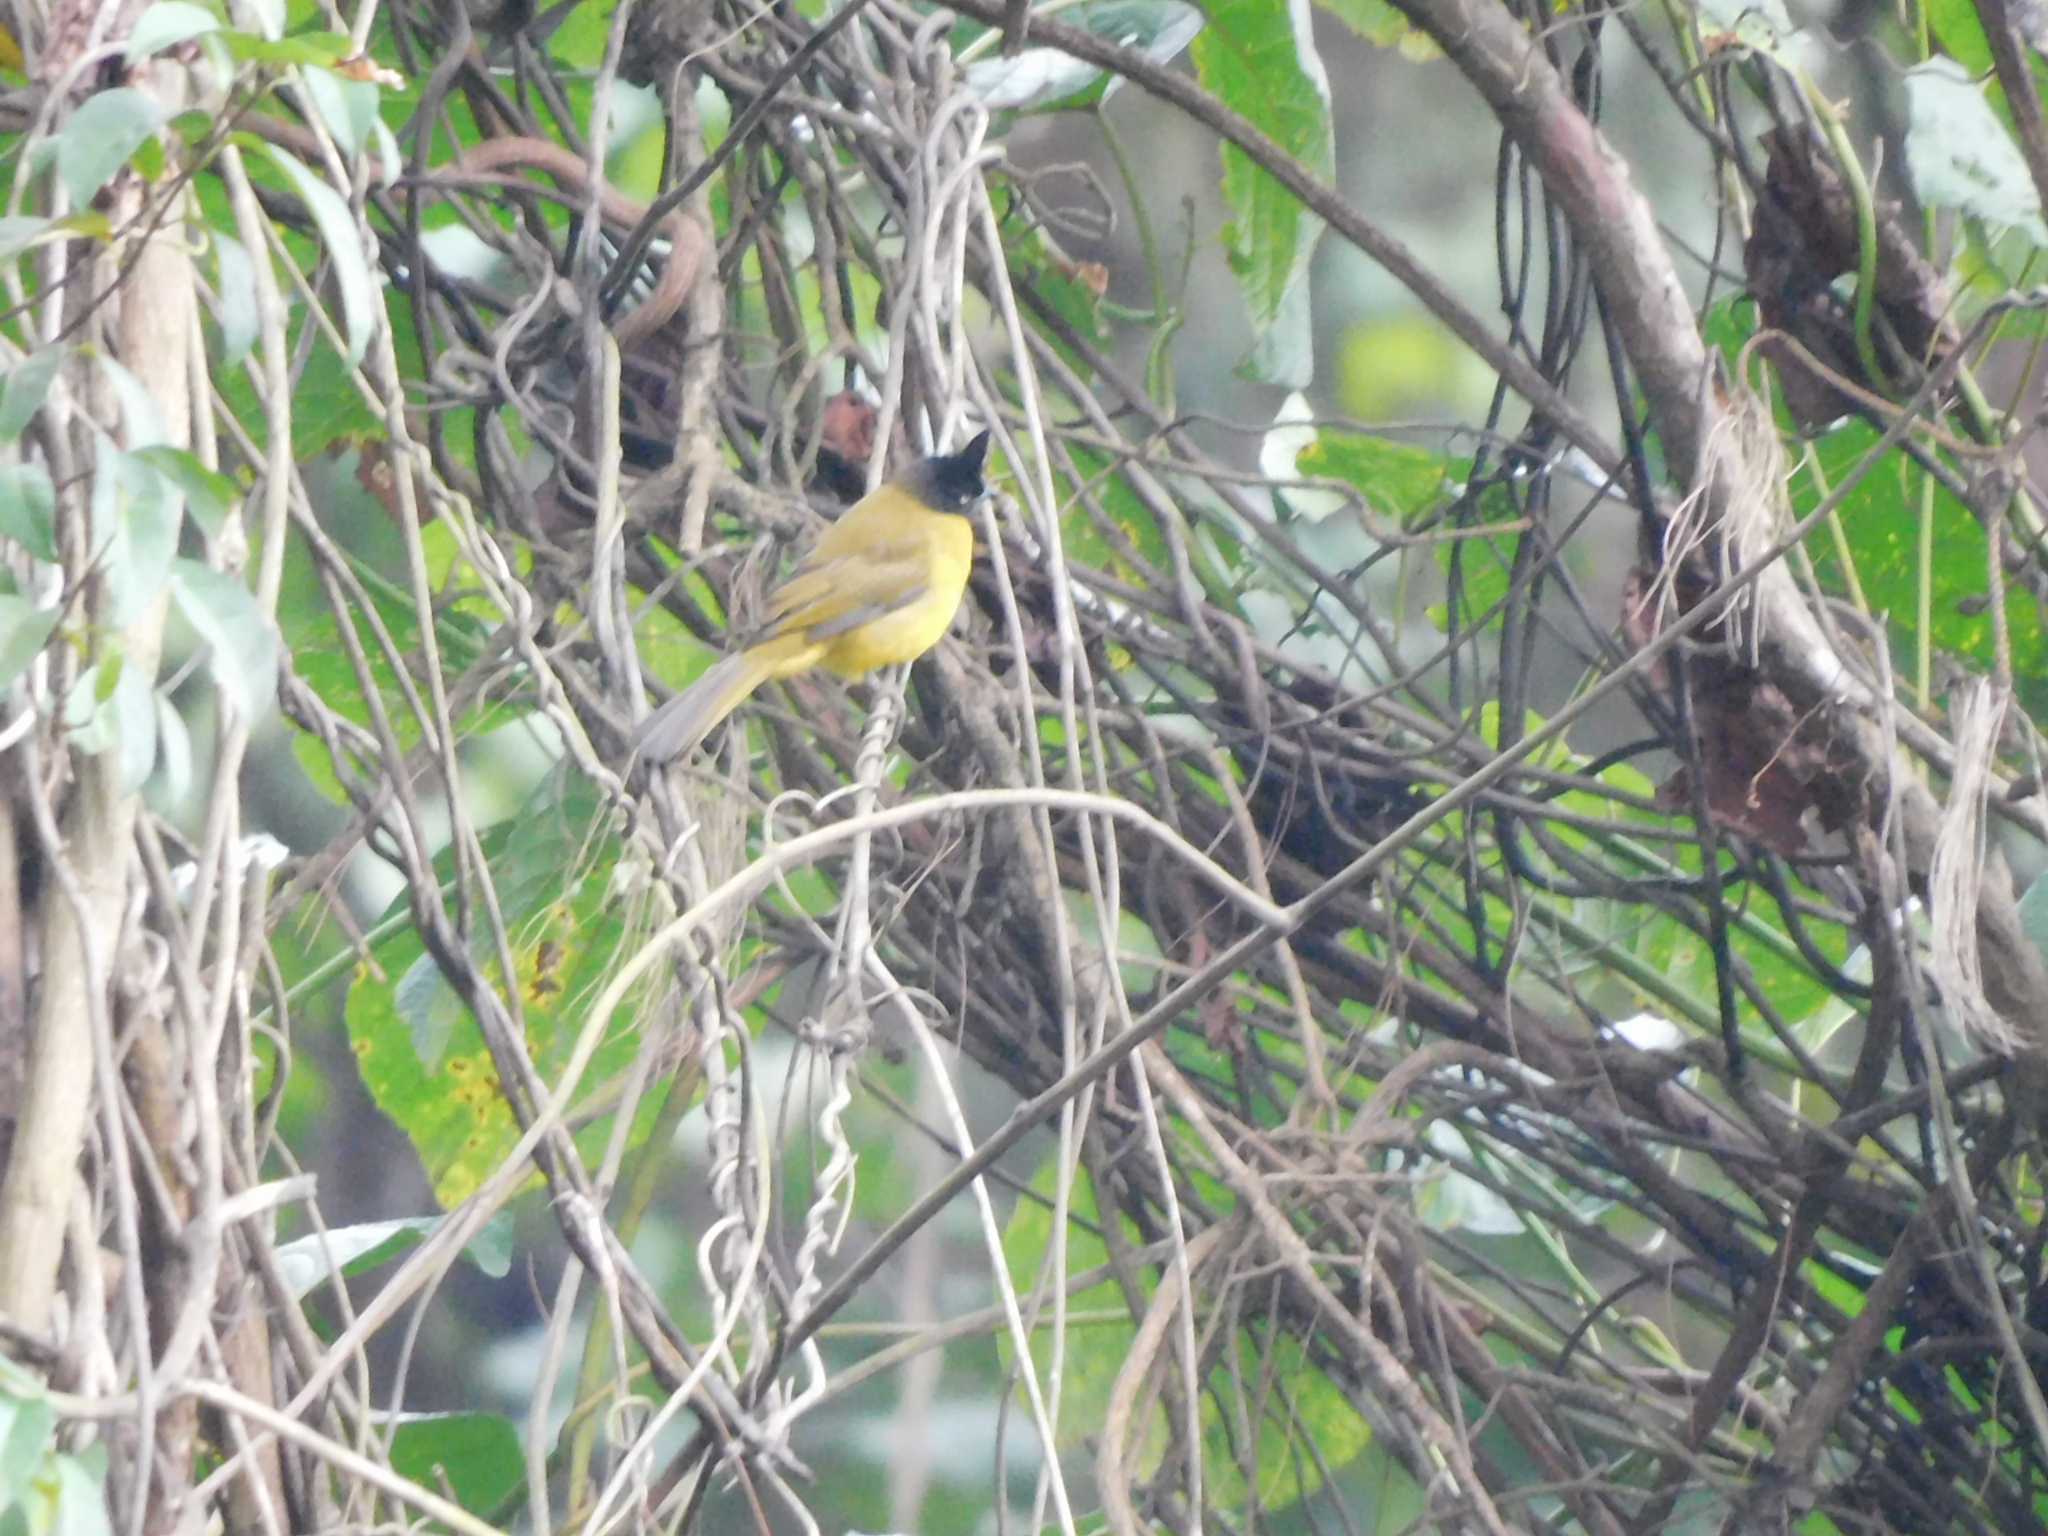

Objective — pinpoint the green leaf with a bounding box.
[59,660,116,757]
[50,1446,109,1536]
[1313,0,1414,48]
[0,350,64,440]
[254,140,378,365]
[0,1387,55,1505]
[300,65,380,159]
[548,0,618,69]
[131,445,237,536]
[388,1413,523,1520]
[1058,443,1173,585]
[126,1,222,61]
[0,219,52,266]
[219,30,349,64]
[170,558,279,723]
[277,454,503,794]
[93,356,166,446]
[109,651,158,792]
[0,463,57,560]
[965,0,1202,112]
[1301,430,1453,522]
[275,1212,513,1297]
[56,89,168,206]
[1192,0,1333,385]
[2018,869,2048,964]
[1797,418,2048,717]
[346,775,647,1208]
[1904,58,2047,245]
[0,597,59,690]
[211,229,260,366]
[153,690,192,803]
[0,213,111,268]
[395,951,467,1070]
[1925,0,1993,73]
[92,440,178,627]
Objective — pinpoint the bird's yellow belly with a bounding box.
[817,518,973,676]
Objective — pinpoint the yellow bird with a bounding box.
[632,428,992,763]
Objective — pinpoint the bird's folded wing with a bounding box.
[760,535,935,639]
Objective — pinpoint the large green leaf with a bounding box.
[1904,58,2046,245]
[1799,418,2048,716]
[1192,0,1333,386]
[344,774,653,1207]
[1058,442,1172,584]
[389,1414,523,1522]
[1703,299,2048,715]
[1925,0,1993,71]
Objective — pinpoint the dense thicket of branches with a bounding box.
[2,0,2047,1530]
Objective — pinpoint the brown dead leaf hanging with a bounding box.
[1743,125,1959,429]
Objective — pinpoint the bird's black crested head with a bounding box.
[903,428,991,514]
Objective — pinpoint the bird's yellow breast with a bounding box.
[816,512,974,677]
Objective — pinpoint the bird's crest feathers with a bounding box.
[900,429,991,514]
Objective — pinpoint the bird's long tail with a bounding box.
[631,649,777,763]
